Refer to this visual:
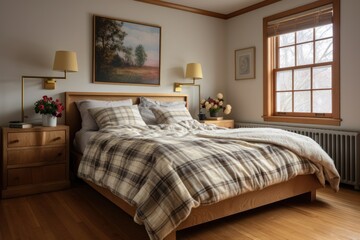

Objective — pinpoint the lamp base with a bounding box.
[43,79,56,89]
[174,83,182,92]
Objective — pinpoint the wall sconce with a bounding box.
[21,50,78,121]
[174,63,203,113]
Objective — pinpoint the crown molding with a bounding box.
[135,0,282,19]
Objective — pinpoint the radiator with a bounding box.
[235,122,360,189]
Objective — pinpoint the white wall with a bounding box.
[1,0,359,131]
[0,0,226,125]
[226,0,360,131]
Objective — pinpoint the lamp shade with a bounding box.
[185,63,203,79]
[53,51,78,72]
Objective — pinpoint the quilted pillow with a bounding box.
[151,107,193,124]
[88,105,146,129]
[76,99,133,131]
[139,97,186,125]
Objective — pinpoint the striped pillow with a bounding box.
[89,105,146,129]
[151,107,193,124]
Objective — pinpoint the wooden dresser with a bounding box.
[201,119,235,128]
[1,125,70,198]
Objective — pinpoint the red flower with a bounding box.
[34,95,64,118]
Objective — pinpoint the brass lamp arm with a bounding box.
[174,81,201,113]
[21,70,67,122]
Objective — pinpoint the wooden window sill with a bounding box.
[262,115,342,126]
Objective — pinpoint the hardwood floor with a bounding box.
[0,183,359,240]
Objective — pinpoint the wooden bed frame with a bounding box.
[65,91,322,240]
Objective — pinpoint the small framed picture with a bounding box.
[235,47,255,80]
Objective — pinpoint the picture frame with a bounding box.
[235,47,255,80]
[93,15,161,86]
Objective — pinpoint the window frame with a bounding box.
[263,0,340,126]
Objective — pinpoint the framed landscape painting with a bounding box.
[235,47,255,80]
[93,15,161,85]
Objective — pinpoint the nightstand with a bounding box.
[1,125,70,198]
[201,119,235,128]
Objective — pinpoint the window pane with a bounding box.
[297,43,313,66]
[315,38,333,63]
[279,32,295,47]
[279,46,295,68]
[276,70,292,91]
[294,68,311,90]
[315,24,333,39]
[313,90,332,113]
[313,65,332,89]
[277,92,292,112]
[297,28,313,43]
[294,91,311,112]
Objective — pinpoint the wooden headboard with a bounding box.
[65,91,188,144]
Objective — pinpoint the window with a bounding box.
[263,0,340,125]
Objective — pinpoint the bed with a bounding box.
[65,91,339,240]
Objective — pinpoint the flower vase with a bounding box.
[198,113,206,120]
[42,114,57,127]
[210,111,219,117]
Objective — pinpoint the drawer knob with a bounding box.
[9,139,20,144]
[52,137,61,142]
[57,152,63,157]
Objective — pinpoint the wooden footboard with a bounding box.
[85,174,321,240]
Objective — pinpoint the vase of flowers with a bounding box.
[34,95,64,127]
[200,93,232,118]
[209,110,219,117]
[42,114,57,127]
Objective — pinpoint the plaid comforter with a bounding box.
[78,120,340,240]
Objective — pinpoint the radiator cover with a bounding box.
[236,122,360,189]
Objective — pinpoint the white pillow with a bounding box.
[76,99,132,131]
[89,105,147,129]
[138,106,158,125]
[151,107,193,124]
[139,97,186,108]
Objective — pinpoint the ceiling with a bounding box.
[162,0,264,15]
[135,0,281,19]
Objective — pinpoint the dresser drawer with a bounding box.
[7,163,67,187]
[7,130,65,148]
[7,146,66,165]
[201,119,235,128]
